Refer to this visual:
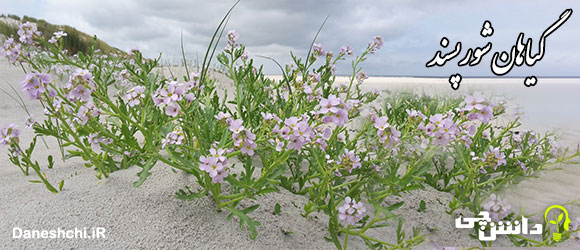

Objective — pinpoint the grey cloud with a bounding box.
[7,0,580,76]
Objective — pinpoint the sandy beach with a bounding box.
[1,60,579,249]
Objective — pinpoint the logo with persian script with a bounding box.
[455,205,571,241]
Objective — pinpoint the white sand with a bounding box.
[1,61,579,249]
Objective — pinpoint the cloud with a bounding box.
[4,0,580,76]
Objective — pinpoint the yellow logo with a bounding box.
[544,205,571,241]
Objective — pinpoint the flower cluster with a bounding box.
[152,81,195,117]
[337,197,367,225]
[20,73,51,100]
[367,36,384,54]
[312,43,325,59]
[125,86,146,107]
[338,45,353,57]
[228,119,257,156]
[18,21,40,45]
[373,116,401,147]
[225,30,239,52]
[418,113,460,147]
[481,146,507,172]
[273,116,316,151]
[1,38,21,63]
[463,93,495,124]
[24,115,37,130]
[482,194,511,222]
[338,149,362,173]
[48,31,68,44]
[75,103,100,125]
[87,133,112,151]
[199,148,229,183]
[162,126,185,149]
[0,124,20,146]
[318,94,351,127]
[65,68,96,103]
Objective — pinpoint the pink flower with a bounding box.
[227,30,239,47]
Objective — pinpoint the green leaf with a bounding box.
[557,213,563,222]
[59,180,64,191]
[225,205,261,240]
[175,186,206,201]
[47,155,54,169]
[273,203,281,215]
[133,157,158,188]
[418,200,426,212]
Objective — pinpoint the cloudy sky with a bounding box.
[3,0,580,76]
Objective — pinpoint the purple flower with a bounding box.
[75,103,100,125]
[367,36,384,54]
[339,149,362,173]
[210,148,227,162]
[463,93,486,111]
[125,86,146,107]
[18,22,39,45]
[165,103,181,117]
[356,72,368,83]
[406,109,426,120]
[0,124,20,146]
[161,127,185,148]
[477,106,494,124]
[212,169,229,184]
[312,43,325,59]
[339,45,353,56]
[240,139,257,156]
[24,115,36,130]
[54,31,67,39]
[1,38,22,63]
[337,197,366,225]
[319,94,341,114]
[331,109,349,127]
[199,148,229,183]
[215,111,232,122]
[227,30,239,47]
[482,194,511,222]
[229,119,245,134]
[21,73,51,100]
[484,146,507,170]
[374,116,389,131]
[66,68,96,103]
[309,72,321,83]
